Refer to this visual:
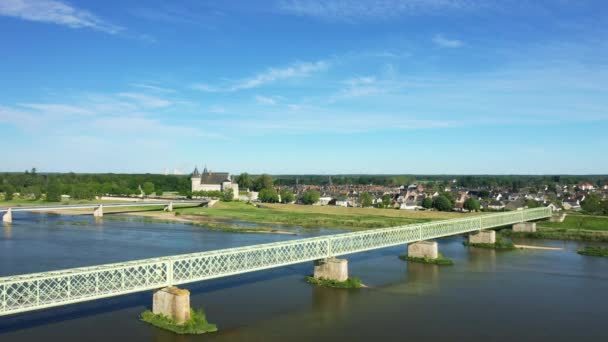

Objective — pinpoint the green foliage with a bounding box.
[400,252,454,265]
[360,192,373,208]
[280,189,295,203]
[305,276,363,289]
[193,190,224,198]
[155,189,163,196]
[581,193,602,213]
[236,173,253,190]
[46,179,62,202]
[463,198,481,212]
[433,195,452,212]
[259,188,279,203]
[524,199,541,208]
[300,190,321,205]
[3,184,15,201]
[221,188,233,202]
[253,174,274,191]
[422,197,433,209]
[142,182,155,196]
[381,194,392,208]
[577,246,608,257]
[140,309,217,335]
[463,237,515,249]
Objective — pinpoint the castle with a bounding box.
[191,166,239,199]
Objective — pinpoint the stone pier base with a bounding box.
[93,205,103,217]
[153,286,191,325]
[165,201,173,212]
[408,241,438,259]
[469,230,496,244]
[549,214,566,223]
[2,208,12,224]
[513,222,536,233]
[314,257,348,282]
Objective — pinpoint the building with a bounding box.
[191,166,239,199]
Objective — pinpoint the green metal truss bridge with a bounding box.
[0,207,551,317]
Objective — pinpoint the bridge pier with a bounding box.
[408,241,438,259]
[513,222,536,233]
[93,205,103,218]
[153,286,191,324]
[469,230,496,244]
[313,257,348,282]
[2,208,12,224]
[549,213,566,222]
[164,201,173,212]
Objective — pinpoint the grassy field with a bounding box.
[175,202,467,230]
[538,215,608,231]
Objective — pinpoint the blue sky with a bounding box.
[0,0,606,174]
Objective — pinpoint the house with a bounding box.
[191,166,239,199]
[578,183,595,191]
[545,202,561,212]
[603,185,608,190]
[487,200,505,211]
[562,200,581,210]
[505,199,526,211]
[317,197,333,206]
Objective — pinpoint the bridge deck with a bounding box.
[0,201,204,213]
[0,207,551,316]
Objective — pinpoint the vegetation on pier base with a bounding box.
[399,253,454,265]
[140,309,217,335]
[463,237,516,249]
[577,246,608,257]
[305,276,363,289]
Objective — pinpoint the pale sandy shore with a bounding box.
[514,244,564,251]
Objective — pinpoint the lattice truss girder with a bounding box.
[0,208,551,316]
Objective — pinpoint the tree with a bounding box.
[524,199,540,208]
[253,174,274,191]
[46,180,62,202]
[463,198,481,212]
[433,195,452,212]
[381,194,391,208]
[581,193,602,213]
[422,197,433,209]
[300,190,321,205]
[221,188,234,202]
[360,192,373,208]
[280,189,295,204]
[3,184,15,201]
[155,189,163,196]
[142,182,155,196]
[236,173,253,190]
[259,188,279,203]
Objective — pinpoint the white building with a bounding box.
[191,166,239,199]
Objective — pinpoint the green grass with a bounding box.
[399,252,454,265]
[577,246,608,257]
[463,237,516,249]
[305,276,363,288]
[175,201,446,230]
[539,215,608,231]
[501,227,608,242]
[140,309,217,335]
[187,221,294,234]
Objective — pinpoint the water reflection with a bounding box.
[2,223,11,239]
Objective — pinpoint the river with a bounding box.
[1,213,607,341]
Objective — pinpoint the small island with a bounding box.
[306,276,363,289]
[140,309,217,335]
[463,237,516,250]
[577,246,608,257]
[399,253,454,265]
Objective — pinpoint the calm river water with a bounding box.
[0,213,607,341]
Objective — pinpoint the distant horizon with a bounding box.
[1,1,607,173]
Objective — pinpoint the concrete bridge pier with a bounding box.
[164,201,173,212]
[93,205,103,218]
[2,208,12,224]
[513,222,536,232]
[408,241,438,259]
[469,230,496,244]
[313,257,348,282]
[153,286,191,324]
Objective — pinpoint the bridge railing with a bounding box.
[0,207,551,316]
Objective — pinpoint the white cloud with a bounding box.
[277,0,488,20]
[255,95,277,105]
[193,60,329,92]
[433,34,463,48]
[118,93,171,108]
[0,0,123,34]
[130,83,176,93]
[18,103,95,116]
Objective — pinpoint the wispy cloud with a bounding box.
[117,93,171,108]
[18,103,95,116]
[193,60,329,92]
[130,83,176,93]
[277,0,489,20]
[255,95,277,105]
[0,0,123,34]
[433,34,463,48]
